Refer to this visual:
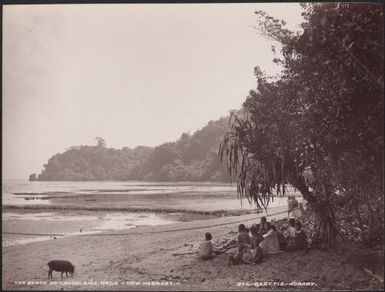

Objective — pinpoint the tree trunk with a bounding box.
[365,197,377,246]
[313,201,339,247]
[293,176,338,247]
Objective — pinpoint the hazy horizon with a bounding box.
[3,3,303,179]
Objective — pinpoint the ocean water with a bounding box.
[2,180,299,210]
[2,180,302,246]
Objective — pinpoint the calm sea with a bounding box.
[2,180,301,246]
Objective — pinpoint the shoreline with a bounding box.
[3,209,383,291]
[3,204,257,217]
[2,206,285,248]
[2,204,284,249]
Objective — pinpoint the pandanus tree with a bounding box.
[220,3,383,246]
[219,74,341,246]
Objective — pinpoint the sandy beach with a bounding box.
[4,2,383,291]
[3,207,384,291]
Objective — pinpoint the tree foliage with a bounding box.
[95,137,106,148]
[132,117,232,181]
[220,3,383,246]
[38,142,152,181]
[37,117,233,182]
[29,173,37,181]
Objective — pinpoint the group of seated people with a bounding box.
[198,217,308,265]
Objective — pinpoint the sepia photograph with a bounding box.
[2,1,384,291]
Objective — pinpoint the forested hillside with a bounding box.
[37,143,152,181]
[34,116,232,182]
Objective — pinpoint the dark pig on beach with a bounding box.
[47,260,75,279]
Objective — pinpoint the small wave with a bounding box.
[13,192,70,196]
[3,204,255,217]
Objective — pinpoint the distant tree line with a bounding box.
[33,117,232,182]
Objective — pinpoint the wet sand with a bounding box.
[3,207,383,291]
[2,208,215,247]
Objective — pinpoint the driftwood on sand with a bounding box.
[172,252,198,256]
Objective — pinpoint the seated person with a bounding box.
[249,226,263,264]
[258,217,268,235]
[284,218,297,251]
[270,225,283,241]
[277,230,287,250]
[286,221,308,252]
[259,222,281,256]
[198,232,217,260]
[294,221,307,251]
[228,224,251,265]
[285,218,297,237]
[269,224,286,250]
[250,226,263,248]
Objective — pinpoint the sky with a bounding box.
[3,3,304,179]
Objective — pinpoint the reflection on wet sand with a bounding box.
[2,181,300,247]
[2,211,178,247]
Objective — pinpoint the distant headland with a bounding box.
[30,117,232,182]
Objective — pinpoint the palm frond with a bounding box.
[219,112,290,211]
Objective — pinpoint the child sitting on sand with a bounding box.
[258,217,267,235]
[237,224,251,257]
[294,222,308,251]
[285,218,297,237]
[285,221,308,252]
[198,232,217,260]
[228,224,251,265]
[249,226,263,264]
[284,218,297,251]
[250,226,263,247]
